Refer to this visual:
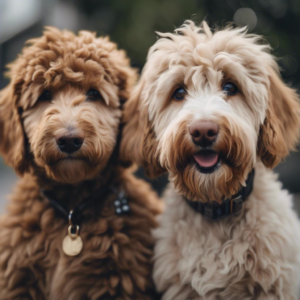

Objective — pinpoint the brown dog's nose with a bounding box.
[189,120,219,147]
[56,135,84,154]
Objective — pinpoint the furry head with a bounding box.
[122,21,300,202]
[0,27,136,183]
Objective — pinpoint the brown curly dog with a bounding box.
[0,27,162,300]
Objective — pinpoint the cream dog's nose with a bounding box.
[189,120,219,147]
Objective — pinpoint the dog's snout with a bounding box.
[56,135,84,154]
[189,120,219,147]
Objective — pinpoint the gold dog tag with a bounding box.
[62,225,83,256]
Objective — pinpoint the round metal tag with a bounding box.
[62,225,83,256]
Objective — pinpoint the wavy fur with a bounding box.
[122,20,300,299]
[0,27,162,300]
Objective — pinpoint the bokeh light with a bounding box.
[233,8,257,31]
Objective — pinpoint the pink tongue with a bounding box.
[194,151,219,168]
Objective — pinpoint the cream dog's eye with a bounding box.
[38,90,52,102]
[86,89,102,101]
[222,82,238,95]
[173,87,186,101]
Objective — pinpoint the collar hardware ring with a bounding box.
[68,225,80,238]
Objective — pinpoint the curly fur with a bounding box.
[122,21,300,299]
[0,27,162,299]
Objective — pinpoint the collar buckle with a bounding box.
[230,195,243,214]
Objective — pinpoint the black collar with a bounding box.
[185,169,255,220]
[41,186,130,231]
[41,186,112,226]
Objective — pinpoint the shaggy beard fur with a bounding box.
[0,27,162,299]
[159,110,254,202]
[121,20,300,298]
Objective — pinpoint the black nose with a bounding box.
[56,136,84,154]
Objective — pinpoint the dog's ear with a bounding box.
[120,80,165,177]
[258,67,300,168]
[0,83,28,175]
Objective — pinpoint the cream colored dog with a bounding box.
[122,21,300,299]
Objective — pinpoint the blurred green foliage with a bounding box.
[65,0,204,68]
[65,0,300,89]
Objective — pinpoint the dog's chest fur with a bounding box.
[153,162,300,300]
[0,173,160,300]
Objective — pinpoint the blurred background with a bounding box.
[0,0,300,213]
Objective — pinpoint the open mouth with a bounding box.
[193,149,221,174]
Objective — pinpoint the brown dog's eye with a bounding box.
[38,90,52,102]
[86,89,102,101]
[172,87,186,101]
